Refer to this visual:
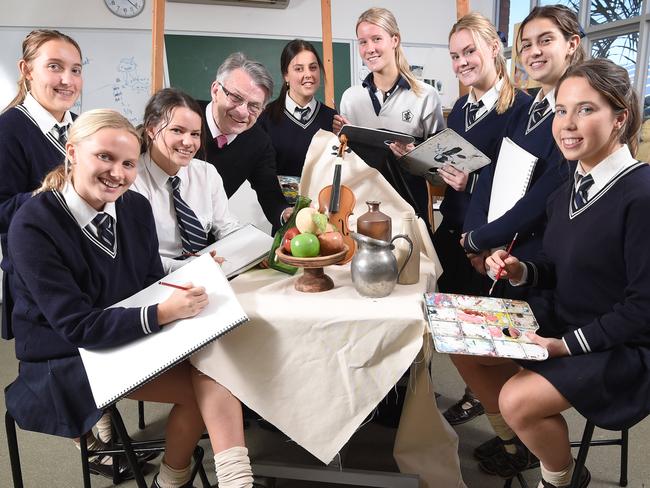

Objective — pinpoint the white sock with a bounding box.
[538,459,574,488]
[214,446,254,488]
[95,411,113,444]
[486,412,517,454]
[157,459,191,488]
[73,436,111,465]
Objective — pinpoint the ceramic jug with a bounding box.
[350,232,413,298]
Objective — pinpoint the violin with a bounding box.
[318,134,356,264]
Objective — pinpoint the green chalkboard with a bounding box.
[165,34,351,107]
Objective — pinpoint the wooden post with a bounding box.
[151,0,166,94]
[320,0,335,108]
[456,0,470,97]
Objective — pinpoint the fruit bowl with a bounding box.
[275,245,348,292]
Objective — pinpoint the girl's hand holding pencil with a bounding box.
[157,282,209,325]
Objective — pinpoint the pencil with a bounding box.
[488,233,519,296]
[159,281,191,291]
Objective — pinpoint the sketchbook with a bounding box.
[487,137,538,222]
[399,128,491,185]
[424,292,548,361]
[340,124,415,148]
[79,254,249,408]
[200,224,273,278]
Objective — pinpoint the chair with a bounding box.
[503,420,629,488]
[5,403,211,488]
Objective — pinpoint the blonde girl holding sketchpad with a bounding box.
[4,110,255,488]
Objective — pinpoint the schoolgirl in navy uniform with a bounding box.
[448,6,586,479]
[485,58,649,488]
[258,39,337,178]
[132,88,241,274]
[436,12,530,295]
[333,7,445,219]
[433,11,531,430]
[0,29,82,340]
[4,110,255,488]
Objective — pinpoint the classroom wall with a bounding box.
[2,0,495,44]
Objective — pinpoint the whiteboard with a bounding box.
[0,27,152,125]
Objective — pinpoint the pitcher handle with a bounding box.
[390,234,413,281]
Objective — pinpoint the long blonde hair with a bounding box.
[35,109,140,194]
[449,12,515,114]
[2,29,82,113]
[356,8,421,96]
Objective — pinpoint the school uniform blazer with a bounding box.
[197,100,287,230]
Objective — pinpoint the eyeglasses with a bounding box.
[218,82,264,116]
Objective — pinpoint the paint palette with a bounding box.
[424,293,548,361]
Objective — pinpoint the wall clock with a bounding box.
[104,0,146,18]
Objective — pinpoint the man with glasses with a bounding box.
[200,52,290,230]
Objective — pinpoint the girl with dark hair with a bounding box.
[450,5,586,479]
[486,57,648,488]
[132,88,240,273]
[257,39,337,178]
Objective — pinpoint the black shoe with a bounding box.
[88,454,135,480]
[443,393,485,425]
[150,473,196,488]
[473,436,504,461]
[540,464,591,487]
[478,437,539,478]
[135,449,161,463]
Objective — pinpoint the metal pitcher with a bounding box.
[350,232,413,298]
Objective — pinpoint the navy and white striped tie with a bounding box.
[466,101,483,126]
[169,176,208,254]
[572,174,594,212]
[526,98,550,132]
[54,124,69,146]
[295,106,311,123]
[91,213,115,250]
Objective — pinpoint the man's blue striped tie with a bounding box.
[169,176,208,254]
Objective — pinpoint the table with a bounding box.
[190,257,465,488]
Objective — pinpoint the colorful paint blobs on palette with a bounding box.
[503,299,532,314]
[510,313,538,329]
[457,309,486,324]
[434,336,467,354]
[429,320,462,337]
[465,338,496,356]
[460,323,492,340]
[423,292,548,361]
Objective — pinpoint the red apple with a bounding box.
[318,231,344,256]
[282,227,301,253]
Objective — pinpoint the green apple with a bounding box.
[290,232,320,257]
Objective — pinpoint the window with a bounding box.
[590,0,642,25]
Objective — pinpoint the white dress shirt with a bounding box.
[574,144,637,200]
[205,101,238,145]
[285,94,317,121]
[23,92,74,137]
[131,152,241,273]
[464,78,504,119]
[61,182,117,230]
